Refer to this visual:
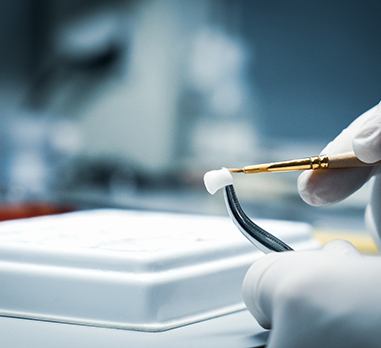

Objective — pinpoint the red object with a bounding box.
[0,203,74,221]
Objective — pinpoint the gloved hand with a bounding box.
[242,240,381,348]
[298,101,381,244]
[242,102,381,347]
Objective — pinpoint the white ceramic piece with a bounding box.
[203,168,233,194]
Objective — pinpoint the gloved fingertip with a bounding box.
[323,239,360,256]
[297,171,327,206]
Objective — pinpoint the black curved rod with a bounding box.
[224,185,293,253]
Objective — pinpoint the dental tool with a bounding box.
[228,151,377,174]
[203,152,379,253]
[203,168,293,253]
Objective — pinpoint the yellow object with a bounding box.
[314,230,379,254]
[229,151,375,174]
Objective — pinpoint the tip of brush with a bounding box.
[228,168,244,173]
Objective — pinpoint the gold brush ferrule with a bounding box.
[231,155,329,174]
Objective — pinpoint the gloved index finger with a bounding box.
[322,239,361,257]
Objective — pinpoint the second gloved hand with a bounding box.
[242,241,381,348]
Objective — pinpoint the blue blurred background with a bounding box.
[0,0,380,231]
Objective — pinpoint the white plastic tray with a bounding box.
[0,209,318,331]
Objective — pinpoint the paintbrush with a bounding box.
[228,151,379,174]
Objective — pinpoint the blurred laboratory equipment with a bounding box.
[184,25,258,169]
[0,0,378,228]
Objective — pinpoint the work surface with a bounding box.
[0,310,267,348]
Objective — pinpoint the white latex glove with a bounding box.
[242,103,381,347]
[242,241,381,348]
[298,101,381,244]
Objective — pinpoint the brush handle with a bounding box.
[327,152,376,169]
[231,151,380,175]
